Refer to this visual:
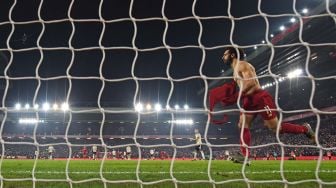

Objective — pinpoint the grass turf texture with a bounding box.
[1,159,336,188]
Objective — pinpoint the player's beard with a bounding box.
[225,56,234,65]
[223,56,234,70]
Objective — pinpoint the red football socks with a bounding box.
[280,122,307,134]
[240,128,251,157]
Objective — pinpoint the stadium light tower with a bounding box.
[280,25,285,31]
[165,105,171,110]
[135,103,143,112]
[154,103,162,112]
[24,103,30,110]
[302,8,308,14]
[174,104,180,110]
[146,103,152,111]
[34,104,39,110]
[61,102,69,111]
[15,103,21,110]
[290,17,296,23]
[278,77,285,82]
[287,69,303,79]
[19,118,44,124]
[52,103,58,110]
[183,104,189,110]
[43,102,50,111]
[169,119,194,125]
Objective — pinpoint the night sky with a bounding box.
[0,0,335,110]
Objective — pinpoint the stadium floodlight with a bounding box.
[61,102,69,111]
[280,25,285,31]
[19,118,44,124]
[24,103,30,110]
[174,104,180,110]
[33,104,39,110]
[278,77,285,82]
[154,103,162,112]
[146,104,152,111]
[52,103,58,110]
[166,105,171,110]
[270,34,274,38]
[253,45,257,50]
[42,102,50,111]
[261,40,265,44]
[15,103,21,110]
[168,119,194,125]
[287,69,303,79]
[183,104,189,110]
[302,8,308,14]
[135,103,143,112]
[290,17,296,23]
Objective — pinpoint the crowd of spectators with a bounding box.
[1,115,335,160]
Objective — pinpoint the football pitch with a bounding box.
[1,159,336,188]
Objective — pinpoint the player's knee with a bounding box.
[238,121,246,128]
[238,122,242,128]
[265,122,277,132]
[239,122,250,129]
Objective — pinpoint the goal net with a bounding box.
[0,0,336,187]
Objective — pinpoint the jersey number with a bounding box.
[264,105,272,117]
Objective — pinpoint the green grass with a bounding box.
[0,159,336,188]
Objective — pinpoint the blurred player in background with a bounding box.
[92,145,97,160]
[82,146,87,159]
[327,151,332,160]
[126,146,132,160]
[34,150,39,159]
[273,151,278,160]
[48,145,55,160]
[122,151,126,160]
[192,129,205,160]
[290,150,296,160]
[150,149,155,160]
[112,149,116,159]
[224,150,232,161]
[253,151,257,160]
[266,152,270,160]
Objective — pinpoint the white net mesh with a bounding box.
[0,0,336,187]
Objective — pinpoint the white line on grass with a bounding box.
[6,170,336,175]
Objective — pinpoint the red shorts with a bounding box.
[241,89,277,120]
